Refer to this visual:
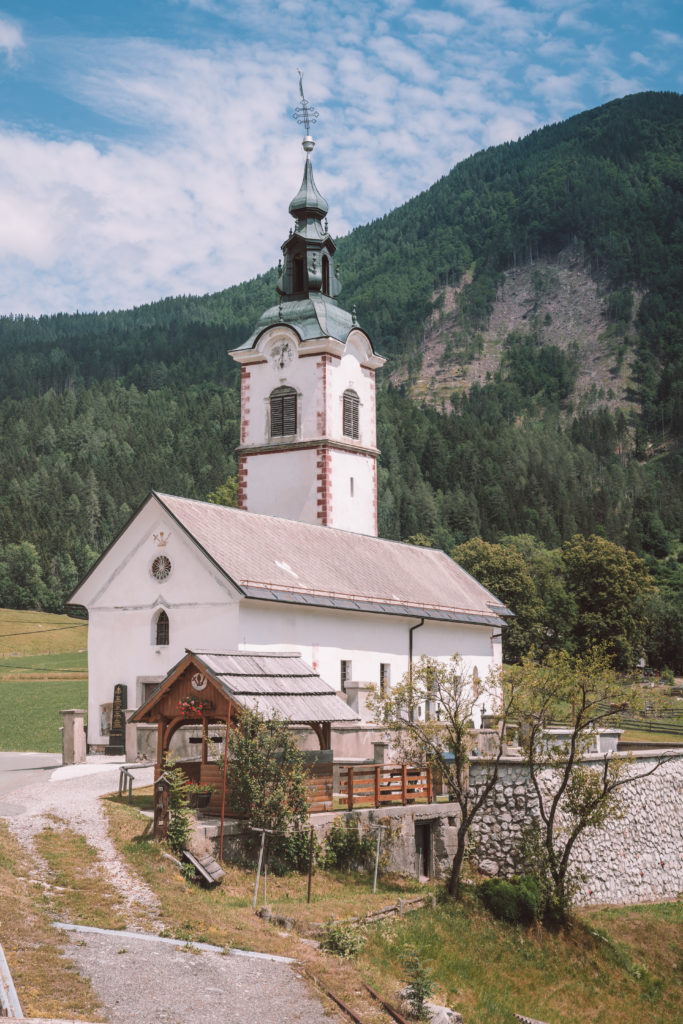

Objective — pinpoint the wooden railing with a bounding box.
[306,763,434,813]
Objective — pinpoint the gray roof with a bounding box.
[155,493,510,625]
[234,294,359,351]
[190,650,359,724]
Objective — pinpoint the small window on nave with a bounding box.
[155,610,169,646]
[270,386,297,437]
[343,389,360,440]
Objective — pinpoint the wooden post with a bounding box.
[347,766,354,811]
[307,827,314,904]
[426,764,433,804]
[374,765,380,807]
[156,716,166,777]
[401,764,408,805]
[219,702,232,862]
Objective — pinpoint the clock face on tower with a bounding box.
[271,341,293,370]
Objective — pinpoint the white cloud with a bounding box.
[652,30,682,47]
[0,1,678,314]
[0,14,24,62]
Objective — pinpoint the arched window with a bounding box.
[342,389,360,439]
[293,255,305,293]
[270,386,297,437]
[322,255,330,296]
[155,610,169,646]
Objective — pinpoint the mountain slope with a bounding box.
[0,92,681,613]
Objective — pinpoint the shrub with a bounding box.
[269,828,321,876]
[163,755,193,853]
[476,874,542,925]
[402,950,435,1021]
[320,920,365,958]
[322,818,377,872]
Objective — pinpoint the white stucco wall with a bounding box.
[238,598,500,709]
[74,499,240,745]
[242,448,320,524]
[327,447,376,534]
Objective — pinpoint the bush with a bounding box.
[322,818,377,872]
[402,950,435,1021]
[320,920,365,958]
[476,874,542,925]
[269,828,321,876]
[163,755,193,854]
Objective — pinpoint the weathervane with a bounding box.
[293,69,319,140]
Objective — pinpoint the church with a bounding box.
[68,101,510,760]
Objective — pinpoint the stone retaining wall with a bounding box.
[469,751,683,905]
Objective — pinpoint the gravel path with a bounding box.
[1,759,337,1023]
[2,761,161,930]
[62,930,332,1024]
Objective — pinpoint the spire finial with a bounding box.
[293,69,319,152]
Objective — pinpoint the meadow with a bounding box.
[0,609,87,752]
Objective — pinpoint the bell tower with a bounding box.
[230,77,385,536]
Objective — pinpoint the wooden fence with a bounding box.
[306,763,434,813]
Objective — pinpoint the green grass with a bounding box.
[0,678,87,751]
[0,607,88,658]
[0,651,88,677]
[359,894,683,1024]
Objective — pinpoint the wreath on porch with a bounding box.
[177,696,212,717]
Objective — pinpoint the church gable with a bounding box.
[68,493,242,611]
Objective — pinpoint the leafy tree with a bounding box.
[451,538,544,662]
[508,649,670,928]
[560,534,654,669]
[224,708,309,835]
[0,542,47,610]
[371,655,515,899]
[207,474,239,507]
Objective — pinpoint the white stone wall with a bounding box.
[469,753,683,906]
[74,498,241,745]
[238,598,499,707]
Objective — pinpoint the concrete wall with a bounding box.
[469,752,683,906]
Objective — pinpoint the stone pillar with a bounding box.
[373,741,389,764]
[61,709,87,765]
[345,681,375,721]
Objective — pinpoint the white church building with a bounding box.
[68,113,510,759]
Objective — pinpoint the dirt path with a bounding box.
[1,760,338,1024]
[2,761,161,931]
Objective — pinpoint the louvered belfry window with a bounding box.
[270,386,297,437]
[343,389,360,439]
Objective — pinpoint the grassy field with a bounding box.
[0,677,88,751]
[0,608,88,751]
[102,796,682,1024]
[0,608,87,658]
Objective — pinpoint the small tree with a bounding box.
[224,707,309,836]
[371,655,514,899]
[509,648,671,927]
[163,754,193,853]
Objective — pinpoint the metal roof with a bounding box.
[192,651,359,724]
[155,493,511,626]
[234,294,359,351]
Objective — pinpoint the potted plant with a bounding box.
[185,781,215,809]
[177,696,212,717]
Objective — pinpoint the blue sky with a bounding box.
[0,1,681,315]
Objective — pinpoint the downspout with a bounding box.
[408,618,425,723]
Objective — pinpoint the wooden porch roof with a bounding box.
[130,650,360,726]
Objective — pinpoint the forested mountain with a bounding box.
[0,91,681,665]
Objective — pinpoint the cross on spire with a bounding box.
[293,69,319,140]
